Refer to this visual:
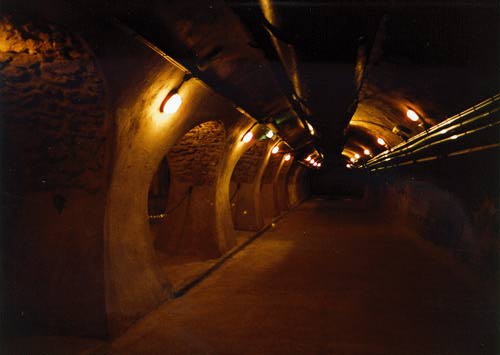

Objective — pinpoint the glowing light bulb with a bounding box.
[313,162,318,166]
[306,121,315,135]
[317,163,322,167]
[310,159,315,164]
[451,135,458,139]
[284,154,291,161]
[346,163,351,168]
[160,92,182,114]
[406,109,419,122]
[266,130,274,139]
[271,146,279,154]
[242,131,253,143]
[354,153,360,159]
[350,157,356,162]
[364,149,371,155]
[377,137,386,146]
[306,156,311,161]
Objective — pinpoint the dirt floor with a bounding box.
[98,197,498,355]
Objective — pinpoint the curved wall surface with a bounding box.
[0,14,311,338]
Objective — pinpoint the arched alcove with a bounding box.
[260,153,286,221]
[287,164,310,207]
[102,27,246,333]
[229,139,271,231]
[153,120,226,261]
[148,156,171,219]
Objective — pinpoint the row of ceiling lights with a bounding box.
[305,155,322,168]
[140,29,324,173]
[160,87,321,169]
[242,126,294,162]
[346,108,426,168]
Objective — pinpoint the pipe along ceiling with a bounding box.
[2,0,499,168]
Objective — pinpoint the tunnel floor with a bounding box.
[7,198,497,354]
[101,197,497,355]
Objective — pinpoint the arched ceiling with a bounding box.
[4,0,499,169]
[343,5,499,163]
[229,1,499,167]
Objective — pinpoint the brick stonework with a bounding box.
[0,15,107,192]
[167,120,225,186]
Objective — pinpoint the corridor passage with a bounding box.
[104,198,497,355]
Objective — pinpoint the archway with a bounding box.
[287,164,310,207]
[148,156,170,219]
[153,120,226,256]
[260,153,286,221]
[229,138,271,231]
[150,121,226,287]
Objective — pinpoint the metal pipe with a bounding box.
[370,142,500,172]
[368,108,499,167]
[259,0,310,113]
[367,119,500,169]
[366,95,500,167]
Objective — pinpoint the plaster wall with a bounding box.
[230,139,273,231]
[275,157,295,213]
[0,12,312,339]
[287,165,310,207]
[94,24,260,334]
[260,154,285,220]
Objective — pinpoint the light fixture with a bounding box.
[284,154,291,161]
[306,121,315,136]
[406,109,419,122]
[306,156,311,161]
[271,145,279,154]
[310,159,315,164]
[350,157,356,162]
[354,153,360,159]
[160,92,182,114]
[266,130,274,139]
[313,162,318,166]
[317,163,322,167]
[242,131,254,143]
[346,163,351,168]
[451,135,458,139]
[377,137,386,146]
[364,149,371,155]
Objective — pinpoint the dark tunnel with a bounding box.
[0,1,499,353]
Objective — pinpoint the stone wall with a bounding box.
[0,15,107,193]
[0,15,109,337]
[168,121,225,186]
